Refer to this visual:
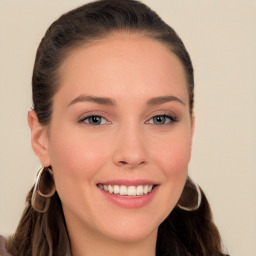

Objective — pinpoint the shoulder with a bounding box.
[0,236,12,256]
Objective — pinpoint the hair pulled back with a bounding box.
[8,1,224,255]
[32,0,194,126]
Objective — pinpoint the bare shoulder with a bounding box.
[0,236,12,256]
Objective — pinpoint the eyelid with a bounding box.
[76,110,178,125]
[145,111,178,124]
[77,112,111,125]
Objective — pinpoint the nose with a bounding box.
[112,125,148,169]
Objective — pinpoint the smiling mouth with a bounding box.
[97,184,156,197]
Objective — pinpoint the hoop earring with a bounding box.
[177,176,201,211]
[31,166,56,213]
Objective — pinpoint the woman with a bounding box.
[0,0,229,255]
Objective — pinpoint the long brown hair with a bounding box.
[7,0,225,255]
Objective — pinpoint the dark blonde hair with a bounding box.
[8,1,225,255]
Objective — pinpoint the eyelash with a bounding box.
[78,113,178,126]
[78,115,110,125]
[146,114,177,125]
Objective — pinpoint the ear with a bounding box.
[28,110,51,167]
[188,115,196,161]
[191,115,196,138]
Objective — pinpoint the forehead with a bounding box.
[56,32,188,104]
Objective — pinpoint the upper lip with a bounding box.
[97,179,158,186]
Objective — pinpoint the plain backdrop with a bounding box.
[0,1,255,256]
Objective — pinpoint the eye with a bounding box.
[147,115,177,125]
[79,115,108,125]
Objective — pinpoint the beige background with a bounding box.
[0,1,255,255]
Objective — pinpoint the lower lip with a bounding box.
[98,186,159,209]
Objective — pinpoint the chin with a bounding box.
[95,212,165,244]
[103,226,158,243]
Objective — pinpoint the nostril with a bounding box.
[118,160,146,168]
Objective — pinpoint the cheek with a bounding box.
[152,130,192,175]
[48,128,110,191]
[150,129,192,211]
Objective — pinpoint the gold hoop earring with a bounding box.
[31,166,56,213]
[177,176,202,211]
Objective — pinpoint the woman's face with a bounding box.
[32,33,194,244]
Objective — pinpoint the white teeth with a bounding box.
[119,185,127,196]
[143,185,149,194]
[113,185,119,194]
[98,184,155,196]
[127,186,136,196]
[108,185,113,193]
[136,185,144,196]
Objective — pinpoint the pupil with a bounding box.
[91,116,101,124]
[154,116,165,124]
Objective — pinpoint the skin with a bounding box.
[28,32,195,256]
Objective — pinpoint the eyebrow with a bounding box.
[67,94,185,107]
[146,95,185,106]
[68,95,116,107]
